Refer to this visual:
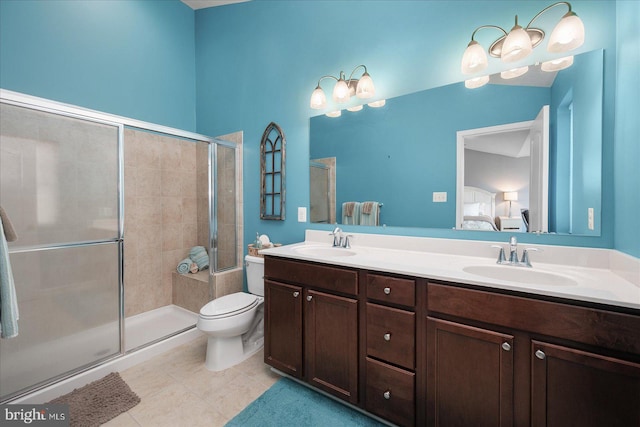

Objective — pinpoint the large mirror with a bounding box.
[309,49,603,235]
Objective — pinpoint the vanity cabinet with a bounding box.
[364,273,417,426]
[530,340,640,427]
[264,254,639,427]
[264,257,359,404]
[426,282,640,427]
[426,317,514,426]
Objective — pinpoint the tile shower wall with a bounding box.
[123,128,207,317]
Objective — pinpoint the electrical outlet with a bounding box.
[298,207,307,222]
[588,207,594,230]
[433,192,447,202]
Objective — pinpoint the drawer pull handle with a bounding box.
[383,390,391,400]
[535,349,546,360]
[501,342,511,351]
[383,287,391,295]
[293,291,299,298]
[383,333,391,341]
[306,295,313,302]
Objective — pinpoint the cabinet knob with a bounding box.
[535,349,546,360]
[383,333,391,341]
[383,390,391,400]
[383,287,391,295]
[306,295,313,302]
[293,291,299,298]
[501,342,511,351]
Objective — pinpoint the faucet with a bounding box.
[330,227,343,247]
[492,236,539,267]
[329,227,353,249]
[508,236,519,264]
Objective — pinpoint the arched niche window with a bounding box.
[260,122,286,220]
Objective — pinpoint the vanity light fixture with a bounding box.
[347,105,364,112]
[326,110,342,118]
[460,2,585,74]
[464,75,490,89]
[368,99,386,108]
[541,55,574,71]
[310,65,375,110]
[501,66,529,80]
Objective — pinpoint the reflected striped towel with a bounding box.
[0,216,19,339]
[189,246,209,271]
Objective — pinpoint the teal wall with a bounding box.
[1,1,637,257]
[194,0,626,253]
[614,1,640,257]
[0,0,196,131]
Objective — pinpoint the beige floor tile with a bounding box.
[120,362,178,400]
[199,371,271,420]
[102,412,141,427]
[128,382,227,427]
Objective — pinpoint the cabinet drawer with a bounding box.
[367,303,415,369]
[366,273,415,307]
[428,283,640,355]
[366,357,415,427]
[264,256,358,296]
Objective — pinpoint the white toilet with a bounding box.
[196,255,265,371]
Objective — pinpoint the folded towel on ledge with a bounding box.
[189,262,198,274]
[189,246,209,271]
[0,216,19,339]
[177,258,192,274]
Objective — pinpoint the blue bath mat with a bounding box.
[225,377,386,426]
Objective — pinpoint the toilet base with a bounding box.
[204,335,264,372]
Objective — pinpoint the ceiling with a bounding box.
[181,0,250,10]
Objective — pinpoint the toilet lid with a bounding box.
[199,292,259,318]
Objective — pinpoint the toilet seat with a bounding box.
[199,293,259,319]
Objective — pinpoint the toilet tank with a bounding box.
[245,255,265,296]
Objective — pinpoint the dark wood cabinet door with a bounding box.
[305,289,358,404]
[264,279,303,378]
[531,340,640,427]
[426,317,514,427]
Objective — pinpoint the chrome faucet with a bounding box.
[492,236,539,267]
[330,227,343,247]
[508,236,519,264]
[329,227,353,249]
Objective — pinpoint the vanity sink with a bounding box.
[293,246,357,257]
[463,265,578,287]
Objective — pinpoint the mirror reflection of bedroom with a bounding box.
[457,106,549,233]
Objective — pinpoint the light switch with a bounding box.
[588,207,594,230]
[433,192,447,202]
[298,207,307,222]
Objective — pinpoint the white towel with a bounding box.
[0,216,19,339]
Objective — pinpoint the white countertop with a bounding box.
[260,230,640,311]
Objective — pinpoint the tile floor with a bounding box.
[104,335,281,427]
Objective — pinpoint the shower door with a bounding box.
[0,101,122,401]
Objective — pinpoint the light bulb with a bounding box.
[356,72,375,99]
[548,12,585,53]
[464,75,489,89]
[326,110,341,118]
[461,40,488,74]
[347,105,363,112]
[501,20,533,62]
[309,85,326,109]
[332,77,351,103]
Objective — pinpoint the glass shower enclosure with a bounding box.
[0,101,122,401]
[0,91,238,402]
